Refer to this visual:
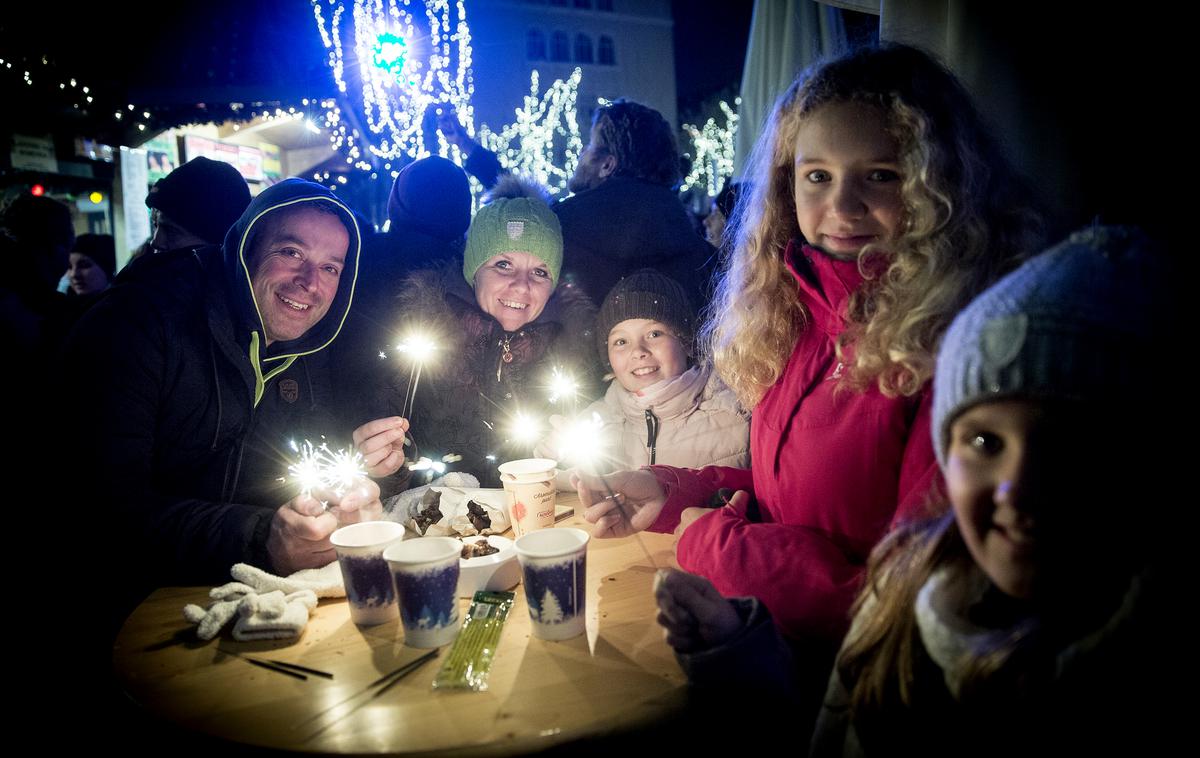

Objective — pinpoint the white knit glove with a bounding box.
[232,589,319,641]
[229,562,345,598]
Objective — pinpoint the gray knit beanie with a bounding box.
[932,226,1163,468]
[596,269,695,364]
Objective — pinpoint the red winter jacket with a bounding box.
[648,241,941,644]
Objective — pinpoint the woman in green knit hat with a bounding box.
[353,175,601,489]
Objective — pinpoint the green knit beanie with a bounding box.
[463,193,563,284]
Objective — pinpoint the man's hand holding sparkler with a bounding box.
[574,469,667,538]
[353,416,410,477]
[267,476,384,575]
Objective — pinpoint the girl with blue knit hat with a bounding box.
[652,226,1170,754]
[353,175,601,488]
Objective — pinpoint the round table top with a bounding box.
[113,501,686,755]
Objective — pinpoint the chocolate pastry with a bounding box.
[414,489,444,535]
[466,499,492,532]
[461,541,500,559]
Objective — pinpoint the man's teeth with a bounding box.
[280,295,309,310]
[500,300,527,309]
[632,367,658,376]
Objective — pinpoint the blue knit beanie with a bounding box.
[932,226,1163,468]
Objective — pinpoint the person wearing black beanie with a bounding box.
[66,233,116,295]
[146,156,251,251]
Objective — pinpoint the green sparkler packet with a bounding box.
[432,590,514,691]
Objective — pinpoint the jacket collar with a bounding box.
[783,239,869,337]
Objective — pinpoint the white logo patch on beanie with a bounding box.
[506,221,525,240]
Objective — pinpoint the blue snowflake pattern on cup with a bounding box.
[522,554,587,625]
[339,555,394,609]
[394,564,460,631]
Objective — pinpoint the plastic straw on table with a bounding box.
[432,590,515,692]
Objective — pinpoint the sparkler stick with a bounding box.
[394,333,438,420]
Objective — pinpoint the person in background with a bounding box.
[703,180,746,250]
[116,156,251,283]
[66,233,116,296]
[554,99,717,305]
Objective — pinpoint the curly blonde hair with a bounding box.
[703,44,1041,406]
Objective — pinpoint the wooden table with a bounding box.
[112,499,686,755]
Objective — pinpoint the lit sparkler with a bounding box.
[394,332,438,420]
[285,438,368,502]
[556,412,658,569]
[508,412,543,446]
[547,367,579,406]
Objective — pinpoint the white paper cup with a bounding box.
[498,458,557,537]
[513,528,589,641]
[383,537,462,648]
[330,521,407,626]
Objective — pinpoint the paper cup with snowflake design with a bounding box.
[331,520,407,626]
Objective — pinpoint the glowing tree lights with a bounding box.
[680,97,740,197]
[476,68,584,195]
[311,0,475,165]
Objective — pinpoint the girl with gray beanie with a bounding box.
[809,225,1170,753]
[653,226,1170,754]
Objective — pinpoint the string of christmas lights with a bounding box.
[311,0,475,169]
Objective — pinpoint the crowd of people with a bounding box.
[2,41,1171,753]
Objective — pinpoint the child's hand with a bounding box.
[653,569,742,653]
[575,469,666,537]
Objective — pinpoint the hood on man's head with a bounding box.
[146,157,251,245]
[223,178,363,358]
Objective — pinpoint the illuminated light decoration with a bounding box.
[30,184,45,197]
[476,68,584,196]
[89,191,103,204]
[679,97,740,198]
[311,0,475,164]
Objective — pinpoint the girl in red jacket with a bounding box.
[575,45,1039,670]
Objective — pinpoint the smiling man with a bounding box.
[64,179,368,629]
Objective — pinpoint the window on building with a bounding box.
[527,29,547,60]
[598,35,615,65]
[598,0,614,11]
[574,34,594,64]
[551,31,570,62]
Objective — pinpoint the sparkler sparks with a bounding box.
[546,367,579,405]
[556,412,606,468]
[508,412,542,446]
[394,331,439,420]
[285,438,368,500]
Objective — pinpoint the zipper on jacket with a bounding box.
[494,330,524,381]
[644,409,660,465]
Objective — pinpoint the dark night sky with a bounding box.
[3,0,754,124]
